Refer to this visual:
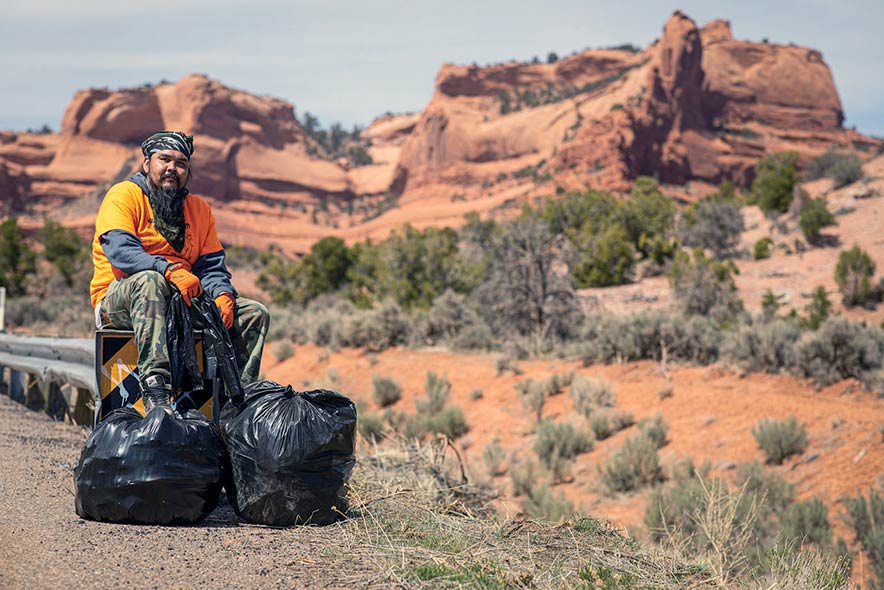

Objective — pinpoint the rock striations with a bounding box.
[0,12,879,250]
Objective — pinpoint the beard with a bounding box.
[146,174,187,224]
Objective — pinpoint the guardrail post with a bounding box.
[9,369,25,403]
[0,365,6,394]
[45,382,67,421]
[25,377,46,411]
[73,388,93,427]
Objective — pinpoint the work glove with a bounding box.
[214,292,235,330]
[164,263,203,306]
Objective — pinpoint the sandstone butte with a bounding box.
[0,11,880,254]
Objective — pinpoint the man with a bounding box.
[90,131,269,412]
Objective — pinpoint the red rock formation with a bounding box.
[0,11,879,253]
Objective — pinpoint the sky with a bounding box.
[2,0,883,136]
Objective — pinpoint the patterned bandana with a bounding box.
[141,131,194,159]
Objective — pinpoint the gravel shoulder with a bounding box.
[0,396,357,590]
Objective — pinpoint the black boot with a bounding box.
[141,374,171,412]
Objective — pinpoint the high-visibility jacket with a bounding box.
[90,173,235,307]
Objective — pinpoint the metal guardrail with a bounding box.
[0,333,96,426]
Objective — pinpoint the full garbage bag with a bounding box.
[221,380,357,526]
[74,407,224,524]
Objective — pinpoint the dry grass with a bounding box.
[333,437,716,589]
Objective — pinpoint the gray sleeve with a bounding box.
[192,250,237,300]
[100,229,171,275]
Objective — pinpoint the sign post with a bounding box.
[0,286,5,332]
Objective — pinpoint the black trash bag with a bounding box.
[74,407,224,525]
[221,380,357,526]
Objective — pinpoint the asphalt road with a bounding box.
[0,395,356,590]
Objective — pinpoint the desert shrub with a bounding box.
[372,375,402,407]
[358,411,386,443]
[637,414,668,449]
[495,354,522,375]
[602,432,664,493]
[569,376,616,417]
[609,411,636,432]
[678,193,745,259]
[589,413,613,440]
[416,371,451,415]
[780,497,833,549]
[424,406,468,439]
[509,457,539,497]
[807,150,863,188]
[721,318,802,374]
[753,546,851,590]
[523,483,575,523]
[752,416,808,465]
[482,439,506,477]
[0,217,37,297]
[754,237,774,260]
[624,177,677,258]
[423,289,487,345]
[834,245,877,307]
[669,248,744,323]
[753,152,800,214]
[795,318,884,385]
[341,299,410,351]
[271,341,294,361]
[474,214,582,349]
[572,223,636,287]
[799,197,836,244]
[534,419,593,482]
[843,485,884,588]
[801,286,832,330]
[580,311,720,366]
[516,379,547,421]
[450,322,497,351]
[469,388,484,401]
[658,386,673,400]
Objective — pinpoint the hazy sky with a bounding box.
[3,0,883,136]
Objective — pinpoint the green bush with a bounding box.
[0,218,37,297]
[602,432,664,493]
[482,439,506,477]
[801,286,832,330]
[807,150,863,188]
[834,245,877,307]
[416,371,451,415]
[780,497,833,549]
[424,406,468,439]
[795,318,884,385]
[569,376,616,417]
[754,237,774,260]
[752,416,808,465]
[516,379,547,421]
[534,419,593,482]
[721,318,802,374]
[669,248,744,323]
[589,413,613,440]
[799,197,836,244]
[637,415,668,449]
[608,411,635,432]
[753,152,800,214]
[358,411,386,443]
[678,192,745,259]
[843,485,884,588]
[372,375,402,407]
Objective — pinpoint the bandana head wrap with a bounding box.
[141,131,194,159]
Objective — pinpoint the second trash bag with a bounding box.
[221,380,357,526]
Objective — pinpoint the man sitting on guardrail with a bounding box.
[89,131,270,412]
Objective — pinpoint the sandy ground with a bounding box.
[264,344,884,546]
[0,396,358,590]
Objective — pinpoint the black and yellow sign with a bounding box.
[94,329,216,425]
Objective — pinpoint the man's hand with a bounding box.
[214,292,235,329]
[164,263,203,305]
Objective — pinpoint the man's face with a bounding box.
[143,149,190,191]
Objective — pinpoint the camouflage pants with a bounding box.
[98,270,270,389]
